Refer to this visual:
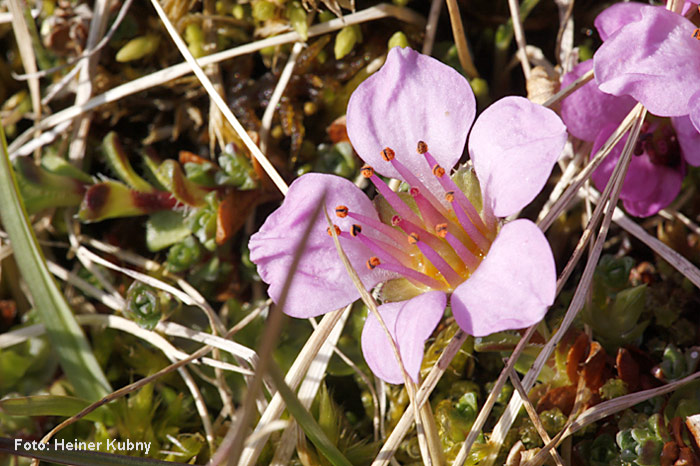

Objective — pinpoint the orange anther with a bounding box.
[361,165,375,178]
[417,141,428,154]
[408,233,419,244]
[366,257,381,269]
[326,225,341,236]
[381,147,396,161]
[435,223,448,238]
[335,205,349,218]
[432,164,445,178]
[445,191,455,203]
[351,224,362,237]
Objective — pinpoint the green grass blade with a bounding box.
[268,363,353,466]
[0,124,111,401]
[0,396,109,423]
[0,437,174,466]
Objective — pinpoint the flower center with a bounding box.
[634,120,681,167]
[330,141,496,292]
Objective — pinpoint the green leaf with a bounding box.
[267,363,352,466]
[158,160,209,206]
[14,156,86,214]
[146,211,190,252]
[334,26,361,60]
[165,236,202,273]
[41,154,93,184]
[78,181,177,223]
[0,437,174,466]
[115,34,161,62]
[287,2,308,41]
[387,31,408,49]
[318,383,340,445]
[0,349,31,389]
[101,132,154,192]
[125,282,162,330]
[0,396,108,423]
[0,124,111,401]
[216,150,258,190]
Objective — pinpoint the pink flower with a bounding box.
[249,47,565,384]
[560,3,700,217]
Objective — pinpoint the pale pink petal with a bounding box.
[361,291,445,384]
[590,124,684,217]
[451,219,555,337]
[594,2,647,41]
[346,47,475,185]
[560,60,636,142]
[468,96,567,218]
[249,173,395,318]
[672,114,700,166]
[594,6,700,117]
[689,90,700,135]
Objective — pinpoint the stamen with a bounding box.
[335,205,349,218]
[413,239,463,288]
[447,197,491,253]
[693,28,700,40]
[365,169,423,225]
[422,149,488,233]
[381,147,396,161]
[361,165,375,178]
[375,262,444,289]
[432,165,445,178]
[411,187,450,230]
[393,216,445,251]
[395,216,466,274]
[327,225,341,236]
[344,231,412,265]
[367,257,381,270]
[346,211,406,245]
[351,224,362,236]
[385,156,450,218]
[436,224,480,270]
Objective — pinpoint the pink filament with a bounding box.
[376,262,444,289]
[389,157,450,217]
[414,240,463,288]
[368,174,422,226]
[421,150,488,234]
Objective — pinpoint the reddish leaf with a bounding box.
[567,333,589,384]
[582,341,608,391]
[327,115,349,143]
[179,150,212,165]
[536,385,576,415]
[617,348,640,392]
[662,441,679,466]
